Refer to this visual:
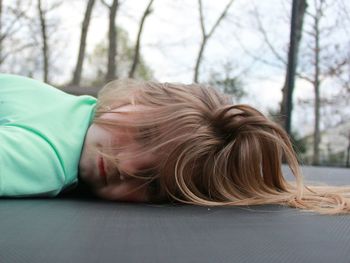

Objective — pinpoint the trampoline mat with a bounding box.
[1,165,350,263]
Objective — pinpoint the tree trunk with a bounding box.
[128,0,154,78]
[37,0,49,83]
[280,0,307,134]
[312,5,321,166]
[105,0,119,82]
[193,37,207,83]
[346,132,350,167]
[0,0,2,66]
[71,0,96,86]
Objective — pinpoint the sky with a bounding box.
[58,0,293,106]
[7,0,350,136]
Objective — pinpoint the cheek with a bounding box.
[86,124,108,146]
[118,152,159,175]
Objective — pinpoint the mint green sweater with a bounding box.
[0,74,97,196]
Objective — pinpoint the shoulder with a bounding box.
[0,74,64,94]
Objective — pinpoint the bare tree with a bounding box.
[249,1,307,134]
[0,0,33,67]
[102,0,119,82]
[33,0,64,83]
[0,0,3,63]
[193,0,235,83]
[297,0,349,165]
[347,131,350,167]
[128,0,154,78]
[311,0,322,165]
[280,0,307,134]
[245,1,349,165]
[37,0,49,83]
[71,0,96,86]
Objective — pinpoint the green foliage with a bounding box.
[290,131,308,156]
[325,151,346,167]
[208,63,246,103]
[86,26,153,86]
[211,76,245,100]
[267,107,308,159]
[267,107,281,123]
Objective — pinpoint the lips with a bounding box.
[98,157,107,178]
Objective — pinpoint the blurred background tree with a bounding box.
[209,62,246,103]
[87,26,153,86]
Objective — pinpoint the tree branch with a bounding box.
[207,0,234,39]
[193,0,235,82]
[252,3,286,65]
[100,0,110,8]
[198,0,206,38]
[129,0,155,78]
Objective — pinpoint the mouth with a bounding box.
[98,157,107,179]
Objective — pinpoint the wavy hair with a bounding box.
[93,79,350,214]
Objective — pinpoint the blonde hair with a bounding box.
[93,79,350,214]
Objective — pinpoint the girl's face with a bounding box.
[79,104,159,202]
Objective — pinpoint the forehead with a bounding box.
[101,104,149,119]
[115,104,146,112]
[100,104,160,168]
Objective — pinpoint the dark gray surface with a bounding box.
[0,165,349,263]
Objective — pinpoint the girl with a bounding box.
[1,74,349,214]
[80,78,350,214]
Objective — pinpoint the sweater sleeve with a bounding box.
[0,74,96,197]
[0,125,65,197]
